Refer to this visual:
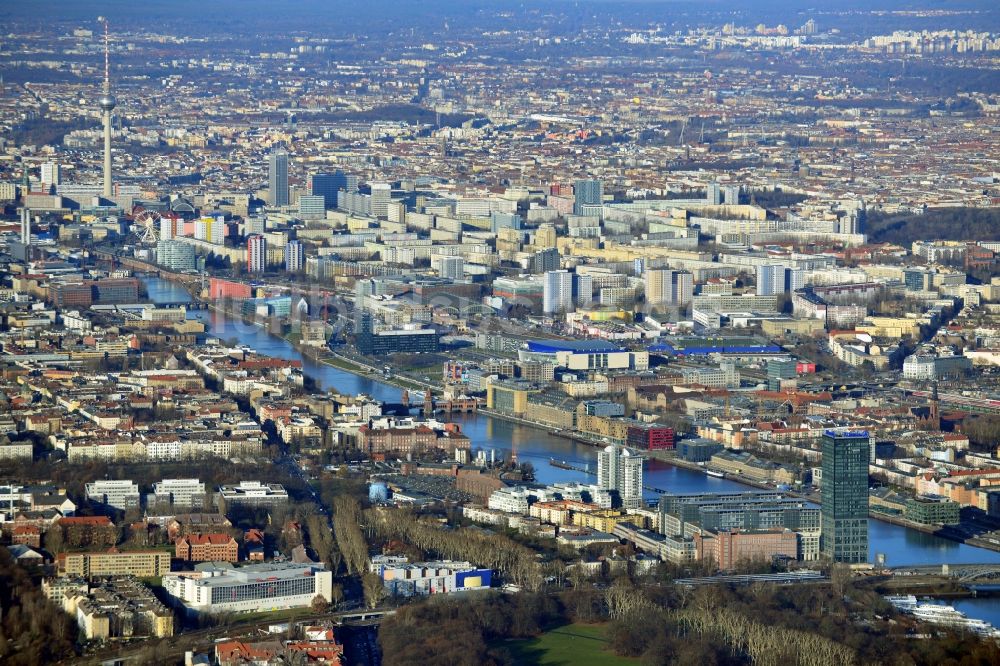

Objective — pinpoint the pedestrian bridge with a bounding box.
[334,609,396,624]
[891,563,1000,583]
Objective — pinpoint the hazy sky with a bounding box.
[2,0,997,36]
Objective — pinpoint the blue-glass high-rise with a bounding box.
[573,179,603,215]
[821,430,870,564]
[268,148,289,207]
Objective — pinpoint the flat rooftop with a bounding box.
[526,339,622,353]
[193,562,325,587]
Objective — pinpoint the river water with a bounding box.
[954,589,1000,629]
[145,277,1000,570]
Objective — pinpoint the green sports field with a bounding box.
[502,623,638,665]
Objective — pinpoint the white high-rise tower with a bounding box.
[20,208,30,246]
[597,444,644,509]
[98,17,116,199]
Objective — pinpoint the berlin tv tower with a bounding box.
[98,17,115,199]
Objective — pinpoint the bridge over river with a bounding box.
[891,563,1000,583]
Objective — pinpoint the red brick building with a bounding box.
[626,423,675,450]
[358,423,471,456]
[175,533,239,562]
[455,470,506,501]
[965,243,995,271]
[12,525,41,547]
[58,515,117,548]
[244,528,265,561]
[694,529,798,571]
[50,278,140,308]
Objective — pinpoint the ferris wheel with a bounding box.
[133,209,161,244]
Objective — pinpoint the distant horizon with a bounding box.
[4,0,998,39]
[4,0,999,17]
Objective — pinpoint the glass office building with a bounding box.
[821,430,870,563]
[573,178,603,215]
[268,148,289,207]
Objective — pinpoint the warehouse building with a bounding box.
[369,555,491,597]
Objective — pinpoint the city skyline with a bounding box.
[1,1,1000,664]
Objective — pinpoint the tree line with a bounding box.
[376,557,1000,666]
[0,549,77,665]
[366,507,544,591]
[960,415,1000,450]
[378,592,561,666]
[867,208,1000,246]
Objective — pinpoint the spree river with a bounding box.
[146,277,1000,570]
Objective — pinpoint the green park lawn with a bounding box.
[502,623,638,666]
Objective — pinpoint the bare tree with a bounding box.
[362,572,387,610]
[329,583,344,607]
[604,577,653,620]
[568,562,589,589]
[676,607,856,666]
[546,560,566,588]
[830,563,852,598]
[366,506,544,591]
[42,526,64,554]
[332,496,368,575]
[328,549,343,577]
